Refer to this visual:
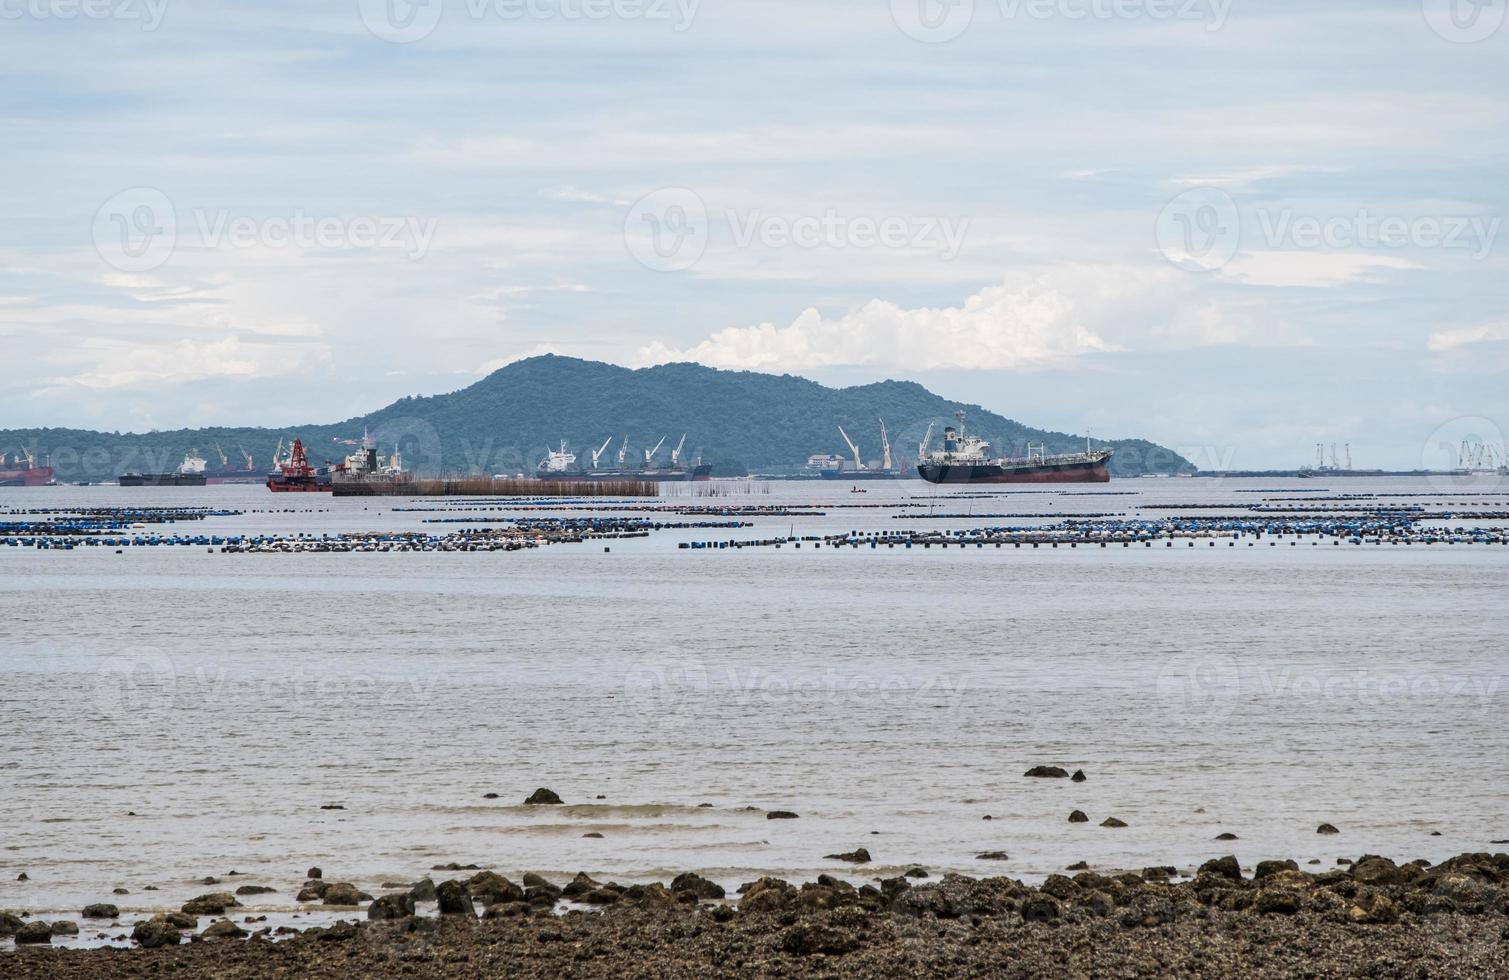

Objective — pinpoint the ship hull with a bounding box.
[818,469,910,481]
[917,458,1111,484]
[0,467,54,487]
[536,464,713,482]
[118,474,208,487]
[267,478,332,492]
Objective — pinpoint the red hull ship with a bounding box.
[266,439,332,492]
[0,450,54,487]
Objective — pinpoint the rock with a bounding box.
[670,872,726,899]
[112,888,128,895]
[1350,855,1408,886]
[431,863,481,871]
[623,883,677,908]
[904,867,929,879]
[521,872,553,890]
[0,912,25,936]
[561,872,603,898]
[582,887,621,905]
[1021,896,1059,922]
[235,885,276,896]
[202,919,248,940]
[466,871,524,905]
[823,848,872,864]
[1071,769,1087,782]
[50,920,79,935]
[132,919,182,948]
[782,923,859,956]
[307,867,322,879]
[1199,856,1243,881]
[1254,860,1300,879]
[368,892,416,920]
[81,903,119,918]
[976,851,1010,861]
[482,792,499,799]
[182,892,240,915]
[524,788,563,805]
[201,876,220,885]
[1101,817,1128,828]
[1214,832,1239,841]
[581,832,603,838]
[321,883,373,906]
[1024,766,1070,778]
[409,878,437,902]
[436,879,477,916]
[697,802,713,808]
[1349,893,1400,924]
[981,815,992,821]
[14,920,53,944]
[296,882,329,902]
[1255,890,1302,915]
[1068,810,1089,823]
[1066,861,1090,871]
[766,810,799,819]
[319,804,345,810]
[16,873,28,882]
[1317,823,1340,835]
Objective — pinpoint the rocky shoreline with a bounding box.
[6,851,1509,977]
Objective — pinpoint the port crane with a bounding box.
[238,446,254,470]
[589,437,613,469]
[644,436,667,465]
[617,437,629,466]
[670,434,687,466]
[917,422,934,462]
[837,425,865,472]
[878,419,892,471]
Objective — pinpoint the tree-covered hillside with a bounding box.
[1,356,1195,481]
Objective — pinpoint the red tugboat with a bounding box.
[0,448,54,487]
[266,438,332,492]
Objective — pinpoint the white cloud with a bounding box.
[637,267,1148,371]
[46,336,332,391]
[1428,321,1509,352]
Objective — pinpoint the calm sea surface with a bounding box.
[3,476,1508,930]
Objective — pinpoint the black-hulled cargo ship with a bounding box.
[917,412,1113,484]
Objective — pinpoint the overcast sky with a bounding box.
[1,0,1505,469]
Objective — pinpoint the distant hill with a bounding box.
[1,356,1195,481]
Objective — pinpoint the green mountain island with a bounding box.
[3,356,1195,481]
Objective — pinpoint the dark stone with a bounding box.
[1021,896,1059,922]
[581,832,603,838]
[14,920,53,944]
[409,878,437,902]
[81,903,119,918]
[1214,832,1239,841]
[182,892,240,915]
[782,923,859,956]
[16,873,28,882]
[466,871,524,905]
[202,919,248,940]
[319,804,345,810]
[766,810,799,820]
[904,867,929,879]
[1066,861,1090,871]
[307,867,322,879]
[321,883,372,906]
[1142,866,1177,880]
[670,872,726,899]
[582,887,621,905]
[1101,817,1128,828]
[0,912,25,936]
[562,873,604,898]
[1254,860,1300,880]
[823,848,872,864]
[1199,856,1243,881]
[132,919,182,948]
[1255,890,1301,915]
[1070,769,1087,782]
[50,921,79,935]
[1024,766,1070,778]
[1317,823,1340,835]
[482,793,499,799]
[235,885,276,896]
[976,851,1010,861]
[112,888,129,895]
[1069,810,1089,823]
[524,788,563,805]
[368,892,416,920]
[436,880,477,916]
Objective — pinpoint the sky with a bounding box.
[0,0,1505,470]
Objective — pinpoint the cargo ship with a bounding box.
[817,420,910,480]
[266,438,333,492]
[119,450,209,487]
[0,449,54,487]
[917,412,1113,484]
[198,444,263,484]
[536,435,712,482]
[329,430,411,494]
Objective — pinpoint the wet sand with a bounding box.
[6,851,1509,978]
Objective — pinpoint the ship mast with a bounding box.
[617,436,629,466]
[644,436,667,465]
[671,433,687,466]
[878,419,892,471]
[837,425,863,472]
[590,437,612,469]
[917,422,934,462]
